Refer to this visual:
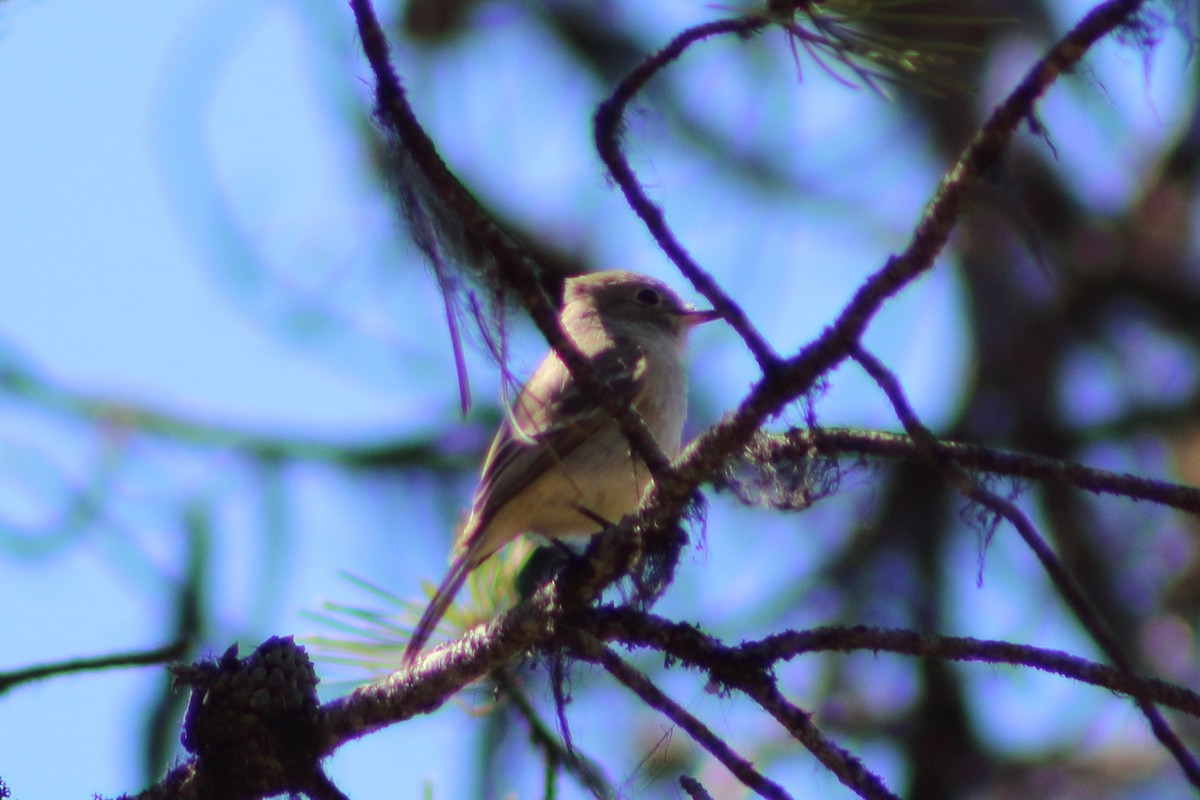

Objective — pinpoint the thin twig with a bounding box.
[745,679,899,800]
[0,639,189,695]
[747,428,1200,515]
[594,17,781,373]
[578,622,892,800]
[493,670,615,799]
[572,636,798,800]
[756,627,1200,717]
[581,608,1200,718]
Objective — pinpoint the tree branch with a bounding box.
[571,635,799,800]
[593,16,781,372]
[659,0,1154,543]
[493,668,615,799]
[582,608,1200,717]
[744,427,1200,515]
[0,639,188,696]
[849,342,1200,787]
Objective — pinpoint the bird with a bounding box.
[403,270,718,664]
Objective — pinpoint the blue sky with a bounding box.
[0,0,1195,797]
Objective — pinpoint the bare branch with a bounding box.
[593,17,781,372]
[493,669,615,799]
[748,428,1200,515]
[570,623,900,800]
[582,608,1200,718]
[572,635,800,800]
[0,639,188,696]
[849,343,1200,787]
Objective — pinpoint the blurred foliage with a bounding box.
[307,538,535,683]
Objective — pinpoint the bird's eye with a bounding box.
[635,288,662,306]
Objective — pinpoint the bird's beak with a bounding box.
[681,307,721,327]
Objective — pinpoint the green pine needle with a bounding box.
[302,539,536,680]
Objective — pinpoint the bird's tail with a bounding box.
[403,553,472,665]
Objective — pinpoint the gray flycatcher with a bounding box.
[404,270,717,663]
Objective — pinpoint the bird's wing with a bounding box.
[460,344,647,560]
[404,343,652,665]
